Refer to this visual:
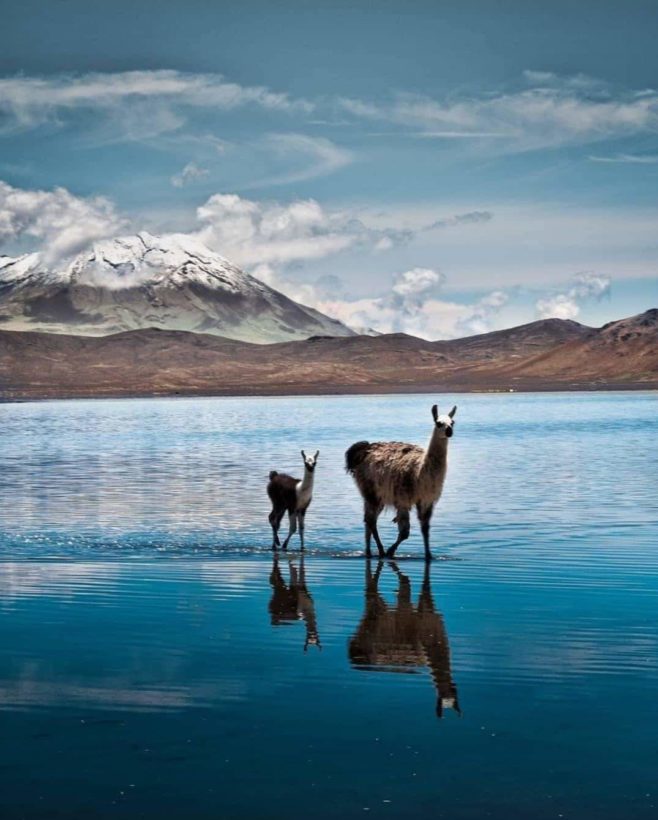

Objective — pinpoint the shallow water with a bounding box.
[1,393,657,818]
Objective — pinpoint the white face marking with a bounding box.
[435,414,455,437]
[301,451,319,472]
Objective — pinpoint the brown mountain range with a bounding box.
[0,310,656,400]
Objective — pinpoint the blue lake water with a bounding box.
[1,392,657,818]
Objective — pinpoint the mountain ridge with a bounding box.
[1,310,655,400]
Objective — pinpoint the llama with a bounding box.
[268,555,321,651]
[345,403,456,561]
[349,560,460,718]
[267,450,319,550]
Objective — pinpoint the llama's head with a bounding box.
[301,450,320,472]
[431,404,457,438]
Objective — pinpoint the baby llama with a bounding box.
[267,450,319,550]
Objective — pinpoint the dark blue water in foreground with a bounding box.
[1,393,657,818]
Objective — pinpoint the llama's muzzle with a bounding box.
[445,427,453,438]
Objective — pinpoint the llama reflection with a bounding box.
[268,555,321,651]
[349,561,460,718]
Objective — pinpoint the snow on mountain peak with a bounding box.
[1,232,255,292]
[0,232,355,343]
[63,231,257,293]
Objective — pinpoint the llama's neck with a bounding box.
[421,428,449,473]
[299,468,315,494]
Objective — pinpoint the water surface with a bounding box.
[1,393,657,818]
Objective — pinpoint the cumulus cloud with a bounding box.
[339,71,658,152]
[0,180,127,266]
[262,261,508,340]
[0,70,312,138]
[536,272,611,320]
[0,180,492,291]
[189,192,501,337]
[194,193,355,266]
[193,193,402,267]
[170,162,209,188]
[317,286,509,340]
[391,267,445,297]
[193,191,490,271]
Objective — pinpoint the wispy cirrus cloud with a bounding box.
[2,69,657,157]
[0,70,313,138]
[588,153,658,164]
[339,72,658,152]
[252,133,354,186]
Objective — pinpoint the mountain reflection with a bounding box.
[349,561,460,718]
[268,555,321,651]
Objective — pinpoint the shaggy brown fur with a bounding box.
[346,440,446,508]
[345,404,455,560]
[349,561,460,718]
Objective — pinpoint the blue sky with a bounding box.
[1,0,657,337]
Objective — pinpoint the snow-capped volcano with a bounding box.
[0,232,355,343]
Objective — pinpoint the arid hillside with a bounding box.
[0,311,656,400]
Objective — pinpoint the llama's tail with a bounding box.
[268,470,278,481]
[345,441,371,474]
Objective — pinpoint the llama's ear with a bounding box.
[314,450,320,460]
[431,404,438,422]
[301,450,306,459]
[449,405,457,419]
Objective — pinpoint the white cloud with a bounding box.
[5,69,656,156]
[194,193,355,266]
[273,263,508,340]
[254,133,354,185]
[0,70,313,138]
[339,72,658,152]
[0,180,127,265]
[193,192,404,268]
[317,288,509,340]
[192,191,491,272]
[391,266,444,297]
[536,272,611,320]
[171,162,209,188]
[588,153,658,164]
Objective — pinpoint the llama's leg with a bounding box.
[386,508,411,558]
[281,512,298,550]
[269,508,283,549]
[298,510,306,551]
[364,503,375,557]
[417,503,435,561]
[364,501,385,558]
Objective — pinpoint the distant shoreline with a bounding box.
[2,381,656,403]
